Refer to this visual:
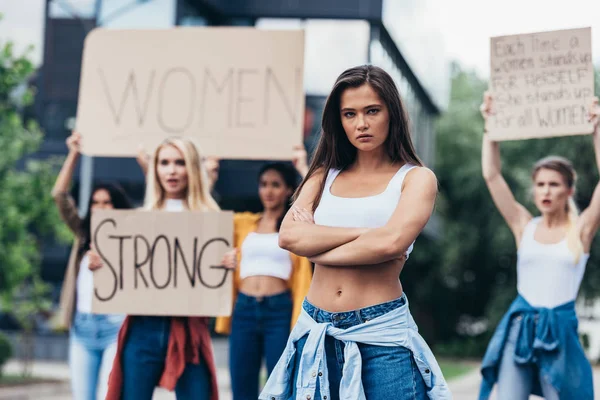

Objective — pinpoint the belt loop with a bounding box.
[355,309,365,324]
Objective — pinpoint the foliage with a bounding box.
[0,332,12,376]
[0,25,70,375]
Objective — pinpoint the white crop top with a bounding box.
[517,217,590,308]
[76,255,93,313]
[165,199,185,212]
[239,232,293,280]
[314,164,417,257]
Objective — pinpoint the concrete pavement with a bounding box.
[3,337,600,399]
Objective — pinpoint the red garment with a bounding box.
[106,316,219,400]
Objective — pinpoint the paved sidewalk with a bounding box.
[1,337,232,400]
[447,364,600,400]
[1,361,231,400]
[4,340,600,400]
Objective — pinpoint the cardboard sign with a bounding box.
[90,209,233,317]
[488,27,594,140]
[76,28,305,159]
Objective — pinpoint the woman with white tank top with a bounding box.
[215,158,313,400]
[260,65,450,400]
[479,94,600,400]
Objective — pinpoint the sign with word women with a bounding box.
[76,28,305,159]
[90,209,233,316]
[488,27,594,140]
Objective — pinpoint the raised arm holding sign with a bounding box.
[478,94,600,399]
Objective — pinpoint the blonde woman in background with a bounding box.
[479,95,600,400]
[102,137,221,400]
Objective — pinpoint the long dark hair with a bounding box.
[258,162,298,231]
[296,65,422,212]
[79,183,133,256]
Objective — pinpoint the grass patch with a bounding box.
[0,374,56,387]
[439,360,475,381]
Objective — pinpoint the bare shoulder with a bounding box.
[403,166,438,193]
[294,167,328,207]
[302,167,327,190]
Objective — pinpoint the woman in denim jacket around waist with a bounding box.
[260,65,451,400]
[478,94,600,400]
[52,131,132,400]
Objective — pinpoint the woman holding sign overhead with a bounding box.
[260,65,450,400]
[214,147,313,400]
[105,137,220,400]
[52,131,133,400]
[478,94,600,400]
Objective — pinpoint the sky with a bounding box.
[0,0,599,79]
[436,0,600,76]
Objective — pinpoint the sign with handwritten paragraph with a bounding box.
[488,27,594,140]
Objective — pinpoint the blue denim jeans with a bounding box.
[69,312,123,400]
[291,296,427,400]
[120,316,211,400]
[230,291,293,400]
[497,315,559,400]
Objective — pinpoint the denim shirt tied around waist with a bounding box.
[479,295,593,400]
[260,294,452,400]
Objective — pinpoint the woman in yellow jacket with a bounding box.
[216,152,312,400]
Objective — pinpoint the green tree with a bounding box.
[430,63,600,356]
[0,26,70,375]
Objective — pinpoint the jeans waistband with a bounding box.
[129,315,172,335]
[74,312,124,322]
[237,290,291,306]
[302,294,407,329]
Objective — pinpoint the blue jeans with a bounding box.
[291,296,427,400]
[121,316,211,400]
[69,312,123,400]
[230,291,293,400]
[497,315,559,400]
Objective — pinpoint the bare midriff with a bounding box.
[306,258,406,312]
[239,275,289,297]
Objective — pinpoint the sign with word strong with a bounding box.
[489,27,594,140]
[76,28,305,159]
[91,209,233,317]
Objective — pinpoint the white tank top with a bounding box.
[517,217,589,308]
[314,164,417,257]
[239,232,292,280]
[164,199,185,212]
[76,255,93,313]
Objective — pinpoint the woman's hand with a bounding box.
[204,156,220,190]
[136,145,151,175]
[221,248,238,270]
[66,132,82,154]
[588,96,599,135]
[87,247,103,271]
[291,206,314,224]
[291,145,309,178]
[479,91,495,126]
